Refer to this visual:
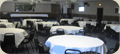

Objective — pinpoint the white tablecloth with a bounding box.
[50,26,83,34]
[77,21,97,27]
[0,46,6,54]
[104,24,120,32]
[45,35,107,54]
[0,22,15,28]
[35,22,59,31]
[60,19,76,24]
[23,19,43,26]
[0,19,8,22]
[0,28,28,47]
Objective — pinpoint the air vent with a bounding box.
[13,0,18,1]
[42,0,51,1]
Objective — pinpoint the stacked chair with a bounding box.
[84,23,93,36]
[1,33,18,53]
[65,49,81,54]
[60,20,69,25]
[0,24,6,28]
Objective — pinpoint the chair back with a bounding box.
[75,29,84,35]
[0,24,6,28]
[60,21,69,25]
[15,22,18,28]
[56,28,65,35]
[86,23,92,32]
[100,23,106,30]
[106,26,112,34]
[98,36,107,44]
[113,41,119,52]
[38,42,45,53]
[86,23,91,28]
[27,21,31,25]
[65,49,81,54]
[44,26,51,35]
[107,22,112,24]
[38,24,44,30]
[29,29,35,40]
[53,24,59,26]
[3,33,15,46]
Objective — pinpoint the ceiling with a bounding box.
[11,0,114,2]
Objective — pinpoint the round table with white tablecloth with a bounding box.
[0,19,8,22]
[50,26,83,35]
[77,21,97,27]
[0,22,15,28]
[0,28,28,47]
[60,19,76,24]
[104,24,120,32]
[23,19,43,26]
[35,22,59,31]
[45,35,107,54]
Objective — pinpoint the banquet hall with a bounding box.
[0,0,119,54]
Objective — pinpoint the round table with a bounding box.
[77,21,97,27]
[35,22,59,31]
[45,35,107,54]
[0,28,28,47]
[50,26,83,34]
[23,19,43,26]
[104,24,120,32]
[0,22,15,28]
[0,19,8,22]
[60,19,76,24]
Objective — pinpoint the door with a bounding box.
[97,8,103,24]
[67,8,72,18]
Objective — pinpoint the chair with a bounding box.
[60,21,69,25]
[26,21,31,27]
[37,24,48,36]
[20,18,23,26]
[98,34,107,44]
[44,26,51,36]
[34,37,49,54]
[51,28,65,36]
[91,23,104,34]
[1,33,17,53]
[65,49,81,54]
[71,20,79,26]
[82,51,100,54]
[15,22,19,28]
[75,29,84,36]
[106,26,112,38]
[20,29,36,53]
[38,24,44,31]
[53,24,59,26]
[107,22,112,24]
[84,23,92,36]
[0,24,6,28]
[107,41,119,54]
[56,28,65,35]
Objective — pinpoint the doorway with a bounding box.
[97,8,103,24]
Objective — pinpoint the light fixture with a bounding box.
[30,0,34,5]
[99,4,102,6]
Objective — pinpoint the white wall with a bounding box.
[35,3,51,12]
[0,1,53,12]
[1,1,14,12]
[72,1,119,16]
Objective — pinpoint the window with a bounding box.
[79,6,85,12]
[115,7,118,13]
[15,3,34,12]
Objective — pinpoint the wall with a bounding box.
[1,1,52,12]
[1,1,14,12]
[35,3,51,12]
[72,1,119,16]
